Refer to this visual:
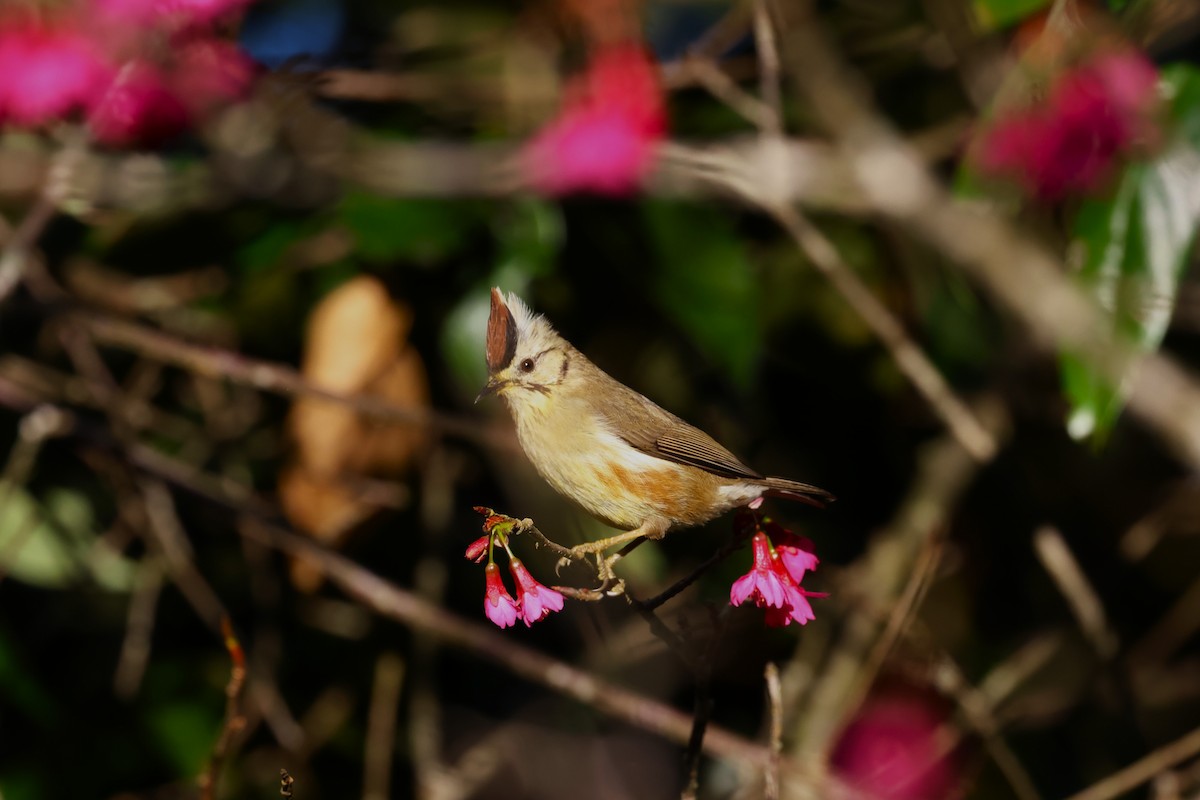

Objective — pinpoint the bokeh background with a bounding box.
[1,0,1200,798]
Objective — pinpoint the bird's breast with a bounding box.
[509,400,725,530]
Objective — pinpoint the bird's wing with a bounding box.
[600,392,763,481]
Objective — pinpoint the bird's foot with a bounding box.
[555,574,626,602]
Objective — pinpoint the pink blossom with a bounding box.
[730,532,792,610]
[731,530,823,627]
[977,49,1160,200]
[464,535,489,564]
[508,558,565,627]
[831,685,962,800]
[765,521,819,584]
[0,21,113,126]
[523,42,666,196]
[484,563,520,629]
[88,62,192,146]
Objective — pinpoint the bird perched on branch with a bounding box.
[477,288,832,569]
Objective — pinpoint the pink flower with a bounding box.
[731,531,793,610]
[977,49,1160,200]
[831,685,962,800]
[0,21,113,126]
[464,535,489,564]
[523,42,666,196]
[508,558,565,627]
[88,62,192,146]
[484,563,520,629]
[731,530,824,627]
[765,521,819,584]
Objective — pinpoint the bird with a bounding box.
[477,288,833,565]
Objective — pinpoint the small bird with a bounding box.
[478,288,833,559]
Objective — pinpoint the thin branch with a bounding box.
[769,204,997,462]
[1065,727,1200,800]
[364,652,405,800]
[1033,527,1119,660]
[113,557,166,698]
[199,618,249,800]
[75,313,498,446]
[752,0,783,133]
[764,663,784,800]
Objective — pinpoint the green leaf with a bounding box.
[643,202,762,388]
[1063,65,1200,440]
[338,191,477,265]
[0,482,135,591]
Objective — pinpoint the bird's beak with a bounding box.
[475,375,508,404]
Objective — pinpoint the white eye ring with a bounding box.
[519,358,535,372]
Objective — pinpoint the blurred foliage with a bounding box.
[1064,64,1200,441]
[1,1,1200,800]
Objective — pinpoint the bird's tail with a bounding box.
[758,477,836,509]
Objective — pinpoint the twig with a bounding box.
[0,405,72,584]
[931,654,1044,800]
[1129,576,1200,666]
[1065,726,1200,800]
[75,313,498,446]
[1033,527,1118,660]
[848,537,944,718]
[236,518,856,797]
[769,204,997,462]
[364,652,405,800]
[752,0,783,133]
[139,477,227,632]
[199,618,249,800]
[515,518,577,561]
[0,188,59,304]
[113,557,166,698]
[764,663,783,800]
[679,57,778,130]
[638,523,754,612]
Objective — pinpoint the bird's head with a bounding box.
[477,288,573,410]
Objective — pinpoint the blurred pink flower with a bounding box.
[484,562,520,629]
[831,686,962,800]
[509,558,564,627]
[977,50,1160,200]
[93,0,255,29]
[88,62,192,146]
[523,42,666,195]
[0,21,113,125]
[171,37,257,114]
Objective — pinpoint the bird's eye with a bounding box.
[519,358,535,373]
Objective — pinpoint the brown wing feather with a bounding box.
[598,389,762,480]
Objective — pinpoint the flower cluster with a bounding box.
[523,41,667,196]
[976,49,1161,201]
[729,515,825,627]
[0,0,256,146]
[469,508,565,629]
